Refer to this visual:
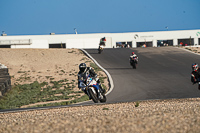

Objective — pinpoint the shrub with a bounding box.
[90,63,101,72]
[102,107,109,110]
[135,101,140,107]
[99,77,106,83]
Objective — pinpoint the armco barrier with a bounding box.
[0,65,11,96]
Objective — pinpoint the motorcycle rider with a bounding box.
[77,63,106,96]
[98,37,106,52]
[191,63,200,90]
[100,37,106,46]
[129,52,138,64]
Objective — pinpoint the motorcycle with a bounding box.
[98,45,104,54]
[130,57,137,69]
[79,76,106,103]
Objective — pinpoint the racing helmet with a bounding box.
[192,63,199,72]
[132,52,135,55]
[79,63,87,72]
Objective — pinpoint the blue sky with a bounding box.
[0,0,200,35]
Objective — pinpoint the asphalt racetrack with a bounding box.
[85,47,200,103]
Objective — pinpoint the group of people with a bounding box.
[77,37,107,96]
[77,37,200,96]
[77,51,139,95]
[77,63,200,95]
[129,52,200,90]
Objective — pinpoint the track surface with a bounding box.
[85,47,200,103]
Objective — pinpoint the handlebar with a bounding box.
[79,77,95,88]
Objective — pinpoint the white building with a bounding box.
[0,29,199,49]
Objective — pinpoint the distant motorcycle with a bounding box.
[79,75,106,103]
[98,45,104,54]
[130,57,137,69]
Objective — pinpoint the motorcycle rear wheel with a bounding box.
[88,88,98,103]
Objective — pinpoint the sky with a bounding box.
[0,0,200,35]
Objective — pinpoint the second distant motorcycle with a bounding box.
[129,52,138,69]
[130,57,137,69]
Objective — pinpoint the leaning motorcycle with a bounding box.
[98,45,104,54]
[79,76,106,103]
[130,57,137,69]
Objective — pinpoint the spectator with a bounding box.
[180,42,183,46]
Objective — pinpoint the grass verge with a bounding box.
[0,80,84,109]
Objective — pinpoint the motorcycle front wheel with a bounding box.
[131,62,136,69]
[99,93,106,103]
[98,49,102,54]
[88,88,98,103]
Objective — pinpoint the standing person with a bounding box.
[191,63,200,90]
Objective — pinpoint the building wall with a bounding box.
[0,29,200,49]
